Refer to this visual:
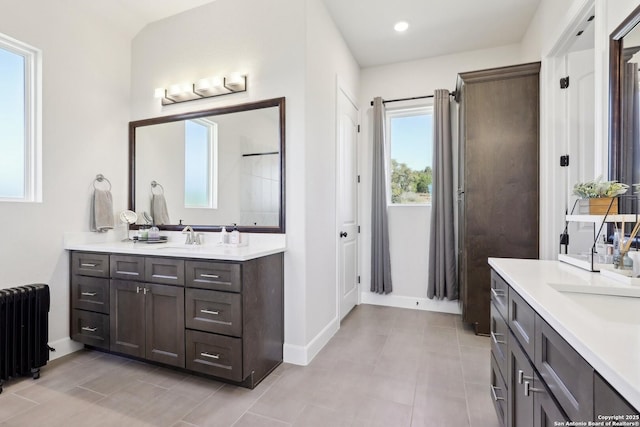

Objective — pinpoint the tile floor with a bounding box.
[0,305,498,427]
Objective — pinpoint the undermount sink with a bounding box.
[549,282,640,325]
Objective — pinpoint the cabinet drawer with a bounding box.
[490,354,508,427]
[71,276,109,314]
[110,255,144,281]
[534,316,593,421]
[145,258,184,286]
[71,252,109,278]
[186,261,241,292]
[71,309,110,350]
[186,288,242,337]
[490,270,509,319]
[508,289,535,358]
[490,302,508,380]
[186,330,243,382]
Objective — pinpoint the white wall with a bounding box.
[131,0,359,365]
[358,44,522,311]
[301,0,360,357]
[0,0,130,355]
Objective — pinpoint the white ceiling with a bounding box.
[321,0,542,67]
[67,0,542,68]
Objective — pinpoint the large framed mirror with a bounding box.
[610,4,640,214]
[129,97,285,233]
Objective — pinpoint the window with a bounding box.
[386,105,433,205]
[0,33,41,202]
[184,119,218,208]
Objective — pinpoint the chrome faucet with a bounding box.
[182,225,202,245]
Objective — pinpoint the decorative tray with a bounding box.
[133,236,168,244]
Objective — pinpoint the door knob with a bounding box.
[339,231,348,238]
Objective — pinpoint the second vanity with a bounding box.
[65,235,284,388]
[489,258,640,425]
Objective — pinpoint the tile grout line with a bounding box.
[456,323,474,427]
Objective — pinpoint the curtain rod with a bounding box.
[370,91,456,106]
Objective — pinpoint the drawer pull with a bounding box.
[136,286,142,294]
[517,369,534,384]
[81,326,97,332]
[152,274,177,280]
[200,352,220,360]
[200,274,220,279]
[116,271,140,276]
[81,292,97,297]
[524,381,545,396]
[201,309,220,315]
[490,385,504,401]
[490,288,505,299]
[490,332,506,345]
[81,263,97,267]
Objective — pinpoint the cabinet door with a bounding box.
[533,376,569,427]
[145,284,185,368]
[534,316,593,420]
[110,280,145,357]
[594,372,639,418]
[508,336,534,427]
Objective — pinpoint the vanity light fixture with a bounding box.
[155,73,247,106]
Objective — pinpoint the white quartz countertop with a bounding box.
[489,258,640,410]
[64,232,285,261]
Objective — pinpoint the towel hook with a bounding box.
[150,180,165,195]
[93,174,112,191]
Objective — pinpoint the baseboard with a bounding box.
[360,292,461,314]
[283,316,339,366]
[48,337,83,361]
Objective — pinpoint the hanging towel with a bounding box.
[90,189,114,232]
[151,194,170,225]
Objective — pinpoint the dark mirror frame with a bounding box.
[128,97,286,233]
[609,4,640,181]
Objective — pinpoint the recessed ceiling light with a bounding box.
[394,21,409,32]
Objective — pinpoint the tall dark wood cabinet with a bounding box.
[457,63,540,335]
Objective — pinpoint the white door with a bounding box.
[567,48,596,251]
[337,87,359,321]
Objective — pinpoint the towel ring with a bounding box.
[151,180,165,195]
[93,174,112,191]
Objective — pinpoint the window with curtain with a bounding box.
[0,33,41,202]
[385,105,434,205]
[184,118,218,208]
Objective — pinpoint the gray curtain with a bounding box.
[620,61,640,214]
[371,97,393,294]
[427,90,458,300]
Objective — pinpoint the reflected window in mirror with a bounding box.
[185,119,218,209]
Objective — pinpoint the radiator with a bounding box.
[0,284,50,394]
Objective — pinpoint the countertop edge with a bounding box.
[65,242,286,261]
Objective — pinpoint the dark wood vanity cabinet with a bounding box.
[490,269,638,425]
[70,250,284,388]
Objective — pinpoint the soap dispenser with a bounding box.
[219,226,228,244]
[230,224,240,245]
